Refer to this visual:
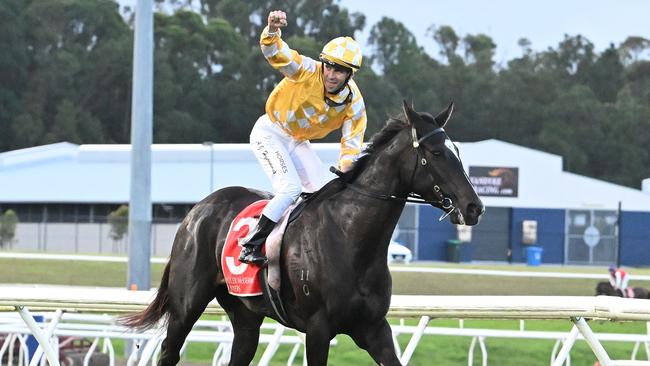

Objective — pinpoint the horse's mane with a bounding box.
[340,115,409,182]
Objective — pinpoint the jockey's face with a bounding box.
[323,63,351,93]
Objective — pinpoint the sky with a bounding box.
[337,0,650,64]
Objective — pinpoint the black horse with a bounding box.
[122,101,484,365]
[596,281,650,299]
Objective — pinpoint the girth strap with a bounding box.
[258,267,295,328]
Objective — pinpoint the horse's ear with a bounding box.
[434,102,454,128]
[402,99,421,126]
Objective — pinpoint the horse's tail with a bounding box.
[119,261,172,331]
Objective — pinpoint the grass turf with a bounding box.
[2,257,649,365]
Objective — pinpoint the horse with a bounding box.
[121,101,485,365]
[595,281,650,299]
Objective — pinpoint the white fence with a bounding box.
[0,312,307,366]
[2,285,650,365]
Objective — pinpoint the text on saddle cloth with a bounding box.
[220,199,297,296]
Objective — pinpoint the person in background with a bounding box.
[238,9,367,265]
[608,265,630,297]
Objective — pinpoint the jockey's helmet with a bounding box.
[319,36,362,74]
[608,265,616,274]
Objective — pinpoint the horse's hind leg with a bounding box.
[157,280,217,365]
[350,318,402,366]
[223,301,264,366]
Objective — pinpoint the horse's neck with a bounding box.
[337,133,410,254]
[355,132,412,198]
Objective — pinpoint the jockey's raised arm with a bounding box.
[240,9,369,265]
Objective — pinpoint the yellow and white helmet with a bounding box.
[319,36,363,73]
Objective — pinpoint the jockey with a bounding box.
[608,265,630,297]
[238,10,367,265]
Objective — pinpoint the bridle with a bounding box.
[332,124,460,222]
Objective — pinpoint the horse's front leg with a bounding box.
[304,314,333,366]
[350,318,402,366]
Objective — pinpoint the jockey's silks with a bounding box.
[260,26,367,170]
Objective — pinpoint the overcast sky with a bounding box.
[337,0,650,64]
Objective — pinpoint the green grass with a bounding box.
[2,257,649,365]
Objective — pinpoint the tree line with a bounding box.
[1,0,649,188]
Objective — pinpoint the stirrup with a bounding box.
[238,247,267,265]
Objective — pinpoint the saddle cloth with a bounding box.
[220,199,294,296]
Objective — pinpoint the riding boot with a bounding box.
[238,215,276,265]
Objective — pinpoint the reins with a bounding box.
[330,124,459,222]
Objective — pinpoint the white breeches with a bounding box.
[250,114,328,222]
[611,273,630,290]
[620,276,629,290]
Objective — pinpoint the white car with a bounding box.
[387,241,413,264]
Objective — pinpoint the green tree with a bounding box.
[619,36,650,65]
[0,0,29,151]
[195,0,365,45]
[369,17,441,110]
[13,0,132,150]
[462,33,496,68]
[431,25,461,63]
[0,210,19,248]
[107,205,129,243]
[583,46,624,103]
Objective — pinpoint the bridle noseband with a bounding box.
[333,124,460,222]
[408,125,458,221]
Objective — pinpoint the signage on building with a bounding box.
[522,220,538,244]
[469,166,519,197]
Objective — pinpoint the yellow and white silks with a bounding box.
[250,27,367,222]
[260,26,367,170]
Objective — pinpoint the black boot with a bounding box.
[238,215,276,265]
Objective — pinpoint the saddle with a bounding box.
[221,179,342,326]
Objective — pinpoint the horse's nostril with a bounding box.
[465,203,485,220]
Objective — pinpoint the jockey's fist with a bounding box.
[268,10,287,33]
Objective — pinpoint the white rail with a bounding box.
[2,285,650,365]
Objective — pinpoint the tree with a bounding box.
[619,36,650,65]
[368,17,441,110]
[107,205,129,252]
[462,33,496,68]
[0,210,19,248]
[0,0,29,151]
[430,25,461,63]
[583,45,624,103]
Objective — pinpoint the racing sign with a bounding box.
[469,166,519,197]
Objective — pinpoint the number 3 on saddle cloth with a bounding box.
[221,199,288,296]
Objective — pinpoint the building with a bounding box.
[1,141,649,265]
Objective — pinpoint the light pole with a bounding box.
[202,141,214,192]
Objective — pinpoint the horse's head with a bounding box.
[401,101,484,225]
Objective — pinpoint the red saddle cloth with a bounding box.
[220,200,269,296]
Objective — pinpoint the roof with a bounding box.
[1,140,649,211]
